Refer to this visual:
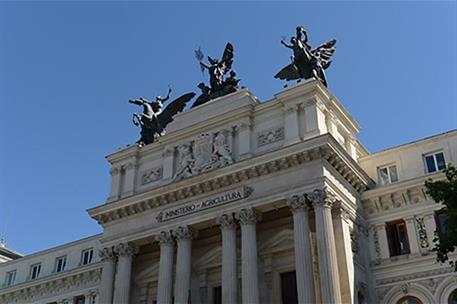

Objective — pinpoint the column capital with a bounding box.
[216,213,236,230]
[156,230,174,246]
[98,246,116,262]
[287,194,311,212]
[236,208,261,225]
[173,226,196,241]
[307,187,337,209]
[114,242,139,257]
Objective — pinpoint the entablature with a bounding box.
[89,134,373,228]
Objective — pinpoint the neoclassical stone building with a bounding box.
[0,80,456,304]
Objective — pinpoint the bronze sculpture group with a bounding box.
[129,26,336,146]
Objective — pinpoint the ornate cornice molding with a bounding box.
[0,266,101,303]
[90,135,372,225]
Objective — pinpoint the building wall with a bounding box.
[0,81,455,304]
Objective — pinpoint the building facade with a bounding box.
[0,80,456,304]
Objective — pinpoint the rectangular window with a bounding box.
[30,263,41,280]
[435,210,447,237]
[81,248,94,265]
[386,220,410,257]
[55,256,67,273]
[378,164,399,185]
[424,151,446,173]
[4,270,16,287]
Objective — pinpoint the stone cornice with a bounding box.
[0,262,102,301]
[89,134,373,226]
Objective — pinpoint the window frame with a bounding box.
[423,151,446,174]
[81,248,94,265]
[386,219,411,257]
[29,263,41,280]
[377,164,399,185]
[4,270,16,287]
[54,255,67,273]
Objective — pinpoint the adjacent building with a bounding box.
[0,80,456,304]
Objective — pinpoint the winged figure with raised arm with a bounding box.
[275,26,336,87]
[129,86,196,146]
[192,43,240,108]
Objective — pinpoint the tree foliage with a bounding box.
[424,164,457,270]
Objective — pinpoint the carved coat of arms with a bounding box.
[173,130,234,181]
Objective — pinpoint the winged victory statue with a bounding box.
[129,86,195,146]
[192,43,240,108]
[275,26,336,87]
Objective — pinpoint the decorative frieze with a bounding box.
[92,141,370,225]
[257,127,284,147]
[0,268,101,303]
[141,167,163,184]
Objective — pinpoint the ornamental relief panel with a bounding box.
[173,129,234,181]
[141,167,163,185]
[257,127,284,147]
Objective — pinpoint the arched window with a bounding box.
[397,296,423,304]
[449,290,457,304]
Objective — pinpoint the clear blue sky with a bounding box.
[1,2,456,255]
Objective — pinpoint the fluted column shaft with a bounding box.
[98,247,116,304]
[288,195,316,304]
[237,208,260,304]
[309,188,342,304]
[174,226,195,304]
[217,214,237,304]
[113,242,138,304]
[156,231,175,304]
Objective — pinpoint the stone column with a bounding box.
[216,213,238,304]
[156,231,175,304]
[236,208,261,304]
[98,246,116,304]
[405,217,420,254]
[173,226,195,304]
[113,242,138,304]
[287,194,316,304]
[374,224,390,259]
[308,188,342,304]
[423,213,437,250]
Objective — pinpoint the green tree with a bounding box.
[424,164,457,270]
